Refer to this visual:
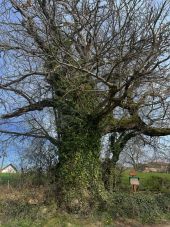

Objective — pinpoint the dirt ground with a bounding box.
[114,223,170,227]
[113,219,170,227]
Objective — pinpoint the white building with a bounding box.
[1,164,17,173]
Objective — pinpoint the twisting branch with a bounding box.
[1,99,54,119]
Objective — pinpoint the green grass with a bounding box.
[0,170,170,192]
[121,170,170,192]
[0,173,21,187]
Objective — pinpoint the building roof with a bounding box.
[1,164,17,172]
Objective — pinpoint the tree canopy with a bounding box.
[0,0,169,138]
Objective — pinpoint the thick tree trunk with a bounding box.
[55,127,106,213]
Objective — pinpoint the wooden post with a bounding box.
[8,180,10,190]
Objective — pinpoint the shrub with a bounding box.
[155,193,170,213]
[145,175,170,192]
[99,192,170,224]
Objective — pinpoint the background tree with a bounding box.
[0,150,7,170]
[0,0,170,208]
[119,136,153,169]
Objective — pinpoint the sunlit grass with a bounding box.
[121,170,170,191]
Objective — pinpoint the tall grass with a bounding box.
[0,171,169,225]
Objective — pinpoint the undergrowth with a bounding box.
[0,192,169,226]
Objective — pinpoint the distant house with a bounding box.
[143,162,169,173]
[1,164,17,173]
[143,167,158,173]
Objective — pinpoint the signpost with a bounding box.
[129,169,140,192]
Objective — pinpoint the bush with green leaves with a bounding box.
[99,192,170,224]
[145,175,170,192]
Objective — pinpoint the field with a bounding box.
[1,171,170,190]
[121,170,170,192]
[0,173,20,185]
[0,171,169,226]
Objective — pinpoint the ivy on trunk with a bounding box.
[56,125,107,212]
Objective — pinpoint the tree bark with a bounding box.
[102,132,136,191]
[55,126,106,212]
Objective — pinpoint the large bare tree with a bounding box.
[0,0,170,207]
